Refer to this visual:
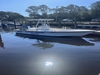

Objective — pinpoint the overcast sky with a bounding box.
[0,0,99,16]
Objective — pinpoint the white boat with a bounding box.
[16,19,95,37]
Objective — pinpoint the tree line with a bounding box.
[0,11,25,22]
[0,1,100,22]
[26,1,100,21]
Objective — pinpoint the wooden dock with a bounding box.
[77,25,100,29]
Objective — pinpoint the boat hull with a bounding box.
[16,30,94,38]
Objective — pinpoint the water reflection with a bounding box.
[0,34,4,48]
[16,34,94,49]
[32,37,94,49]
[98,73,100,75]
[32,40,53,49]
[45,62,53,66]
[84,35,100,42]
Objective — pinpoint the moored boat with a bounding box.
[16,19,95,37]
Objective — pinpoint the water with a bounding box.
[0,31,100,75]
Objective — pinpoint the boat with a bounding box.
[16,19,95,37]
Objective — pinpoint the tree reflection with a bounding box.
[0,34,4,48]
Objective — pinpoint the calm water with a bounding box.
[0,31,100,75]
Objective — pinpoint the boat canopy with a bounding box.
[27,19,54,21]
[35,19,54,21]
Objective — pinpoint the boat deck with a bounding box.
[27,27,94,32]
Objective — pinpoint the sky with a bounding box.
[0,0,99,16]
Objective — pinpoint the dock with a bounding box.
[77,25,100,29]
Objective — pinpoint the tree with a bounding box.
[66,4,80,21]
[0,11,25,21]
[90,1,100,19]
[57,6,67,19]
[25,2,100,21]
[26,6,39,18]
[79,6,90,21]
[38,5,50,18]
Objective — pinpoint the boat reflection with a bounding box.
[32,40,54,49]
[32,37,94,49]
[0,34,4,48]
[84,35,100,42]
[16,34,94,48]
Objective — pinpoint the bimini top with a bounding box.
[27,19,54,21]
[36,19,54,21]
[35,19,52,31]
